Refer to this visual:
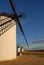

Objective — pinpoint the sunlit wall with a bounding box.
[0,25,16,61]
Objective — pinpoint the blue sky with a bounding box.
[0,0,44,49]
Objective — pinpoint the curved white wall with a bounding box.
[0,25,16,61]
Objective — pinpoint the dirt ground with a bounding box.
[0,54,44,65]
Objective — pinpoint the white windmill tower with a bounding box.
[0,0,29,61]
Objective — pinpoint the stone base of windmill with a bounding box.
[0,25,16,61]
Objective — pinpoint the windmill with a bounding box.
[0,0,29,61]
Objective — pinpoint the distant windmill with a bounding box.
[0,0,29,61]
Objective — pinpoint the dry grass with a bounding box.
[0,54,44,65]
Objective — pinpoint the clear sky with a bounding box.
[0,0,44,49]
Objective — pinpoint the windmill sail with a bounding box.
[9,0,29,47]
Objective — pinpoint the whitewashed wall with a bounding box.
[0,24,16,61]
